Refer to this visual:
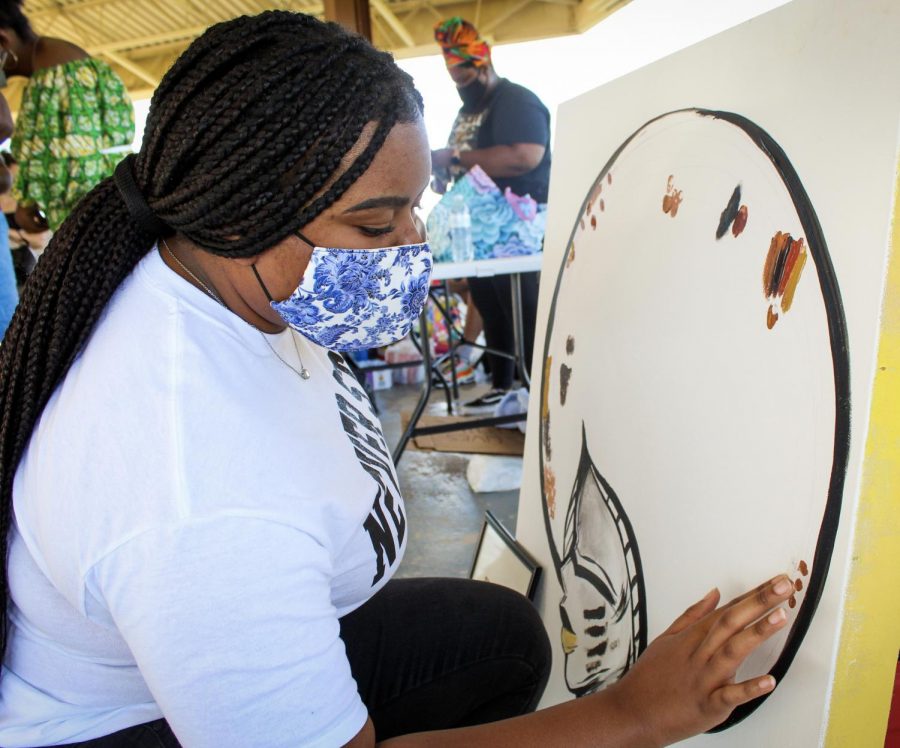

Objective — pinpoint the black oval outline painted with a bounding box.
[537,108,850,730]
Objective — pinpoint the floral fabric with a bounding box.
[271,243,433,351]
[427,165,547,262]
[11,57,135,230]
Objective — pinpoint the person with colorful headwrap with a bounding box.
[431,16,550,415]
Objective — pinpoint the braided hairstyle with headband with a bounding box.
[0,10,423,663]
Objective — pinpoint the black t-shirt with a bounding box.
[450,79,552,203]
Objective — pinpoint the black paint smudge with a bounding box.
[560,364,572,406]
[716,184,742,239]
[566,335,575,355]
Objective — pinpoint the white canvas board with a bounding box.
[515,0,900,744]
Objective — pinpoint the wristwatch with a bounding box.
[450,148,462,168]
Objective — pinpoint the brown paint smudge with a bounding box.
[607,172,612,185]
[590,215,597,229]
[599,198,605,212]
[794,578,803,592]
[788,595,797,609]
[732,205,748,236]
[566,335,575,355]
[763,231,808,328]
[662,175,683,217]
[799,559,809,576]
[544,465,557,519]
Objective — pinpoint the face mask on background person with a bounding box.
[457,76,488,110]
[253,232,433,352]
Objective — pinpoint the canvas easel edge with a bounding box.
[824,162,900,746]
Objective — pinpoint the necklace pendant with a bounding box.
[300,368,311,380]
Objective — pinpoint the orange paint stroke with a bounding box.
[781,245,807,312]
[541,355,552,421]
[544,465,557,519]
[763,232,788,295]
[776,236,804,297]
[767,305,779,329]
[732,205,748,236]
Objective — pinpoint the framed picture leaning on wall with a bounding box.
[470,511,541,600]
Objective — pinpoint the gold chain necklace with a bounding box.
[161,239,311,380]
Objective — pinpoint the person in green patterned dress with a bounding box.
[0,0,134,232]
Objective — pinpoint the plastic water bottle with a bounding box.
[449,195,474,263]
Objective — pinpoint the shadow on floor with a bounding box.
[375,383,520,579]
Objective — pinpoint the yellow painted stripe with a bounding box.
[825,166,900,745]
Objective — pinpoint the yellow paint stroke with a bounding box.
[542,355,552,422]
[825,167,900,746]
[781,244,808,312]
[561,626,578,654]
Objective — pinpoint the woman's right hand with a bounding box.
[605,574,795,747]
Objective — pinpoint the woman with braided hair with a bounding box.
[0,11,795,748]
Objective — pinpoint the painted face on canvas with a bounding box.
[539,109,847,728]
[556,431,644,695]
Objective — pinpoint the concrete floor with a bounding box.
[374,382,520,579]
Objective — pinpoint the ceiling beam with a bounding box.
[87,25,212,55]
[101,50,160,88]
[479,0,533,34]
[371,0,416,46]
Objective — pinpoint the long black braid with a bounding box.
[0,11,423,663]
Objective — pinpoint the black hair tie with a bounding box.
[113,155,171,237]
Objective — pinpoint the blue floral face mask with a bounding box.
[253,232,433,351]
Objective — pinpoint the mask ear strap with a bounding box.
[251,264,274,303]
[295,230,316,248]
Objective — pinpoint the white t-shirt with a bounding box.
[0,249,407,747]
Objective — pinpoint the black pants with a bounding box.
[467,272,540,390]
[61,578,551,746]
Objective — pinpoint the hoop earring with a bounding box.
[0,48,17,69]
